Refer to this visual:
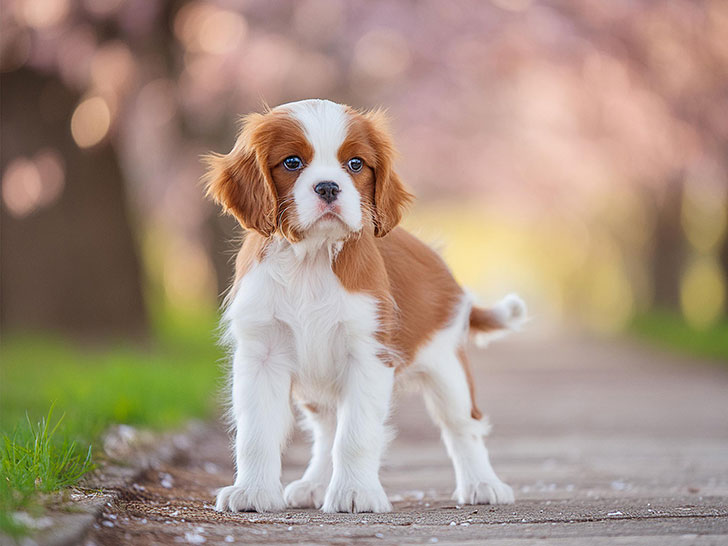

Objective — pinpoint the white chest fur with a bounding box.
[224,238,381,403]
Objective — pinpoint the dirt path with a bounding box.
[84,335,728,545]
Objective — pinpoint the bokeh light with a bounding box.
[71,96,111,148]
[90,41,135,94]
[16,0,69,29]
[681,178,727,254]
[174,2,247,55]
[352,28,411,82]
[2,0,726,338]
[2,149,65,218]
[680,256,726,329]
[2,157,42,217]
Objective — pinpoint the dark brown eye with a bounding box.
[347,157,363,173]
[283,156,303,171]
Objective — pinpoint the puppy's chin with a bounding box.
[300,212,359,242]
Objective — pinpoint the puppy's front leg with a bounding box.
[322,354,394,513]
[216,340,293,512]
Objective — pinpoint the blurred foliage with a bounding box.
[2,0,726,336]
[0,309,224,537]
[630,311,728,362]
[0,311,223,437]
[3,0,727,537]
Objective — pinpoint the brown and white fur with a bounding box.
[205,99,526,514]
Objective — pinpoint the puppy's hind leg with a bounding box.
[418,341,514,505]
[284,403,335,508]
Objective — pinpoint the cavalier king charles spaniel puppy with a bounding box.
[205,99,526,514]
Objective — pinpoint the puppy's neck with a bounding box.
[269,233,348,266]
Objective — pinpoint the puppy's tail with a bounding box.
[469,293,527,347]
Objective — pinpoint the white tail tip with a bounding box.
[492,293,527,330]
[473,293,528,348]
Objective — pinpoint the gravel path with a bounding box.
[83,335,728,545]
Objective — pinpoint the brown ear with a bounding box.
[364,109,414,237]
[203,114,277,237]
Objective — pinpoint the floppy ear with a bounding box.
[364,109,414,237]
[203,114,278,237]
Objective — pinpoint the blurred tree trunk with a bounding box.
[0,68,148,338]
[651,176,685,311]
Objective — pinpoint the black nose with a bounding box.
[314,181,340,203]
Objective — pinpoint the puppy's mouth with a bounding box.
[319,210,342,221]
[305,207,357,235]
[296,202,359,236]
[315,205,346,224]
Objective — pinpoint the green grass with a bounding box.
[0,309,225,539]
[0,408,95,537]
[630,311,728,362]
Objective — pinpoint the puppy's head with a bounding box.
[204,99,413,241]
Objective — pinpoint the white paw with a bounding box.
[284,479,326,508]
[322,481,392,513]
[454,480,514,505]
[494,293,527,330]
[215,484,285,512]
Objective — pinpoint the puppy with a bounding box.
[205,99,525,513]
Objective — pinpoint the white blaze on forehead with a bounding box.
[274,99,362,238]
[276,99,349,161]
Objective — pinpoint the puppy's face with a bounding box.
[205,100,412,241]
